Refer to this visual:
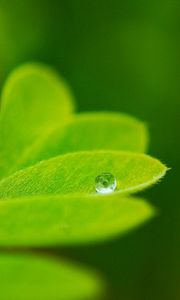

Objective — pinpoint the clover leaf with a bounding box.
[0,194,154,246]
[12,112,149,172]
[0,253,103,300]
[0,151,166,199]
[0,63,167,300]
[0,63,75,178]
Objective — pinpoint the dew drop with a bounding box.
[95,173,117,194]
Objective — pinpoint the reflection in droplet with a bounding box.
[95,173,117,194]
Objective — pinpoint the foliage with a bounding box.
[0,64,167,299]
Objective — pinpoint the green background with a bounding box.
[0,0,179,299]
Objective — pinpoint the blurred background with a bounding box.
[0,0,179,299]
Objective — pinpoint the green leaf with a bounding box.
[0,151,167,199]
[0,194,154,246]
[17,112,149,171]
[0,63,75,178]
[0,253,103,300]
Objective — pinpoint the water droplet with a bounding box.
[95,173,117,194]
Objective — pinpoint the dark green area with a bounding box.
[0,1,179,299]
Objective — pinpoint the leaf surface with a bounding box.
[0,253,102,300]
[0,63,74,178]
[18,112,148,170]
[0,195,154,246]
[0,151,167,198]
